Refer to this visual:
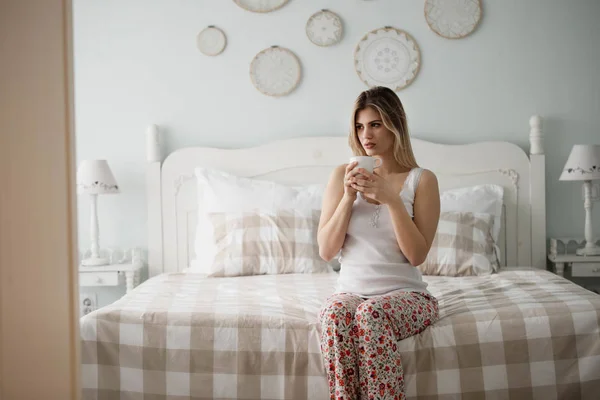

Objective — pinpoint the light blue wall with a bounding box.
[73,0,600,307]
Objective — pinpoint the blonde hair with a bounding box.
[348,86,418,170]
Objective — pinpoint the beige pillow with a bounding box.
[204,209,331,277]
[418,211,499,276]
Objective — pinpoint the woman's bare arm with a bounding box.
[317,164,357,261]
[386,170,440,266]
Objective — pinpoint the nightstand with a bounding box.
[79,262,143,294]
[548,237,600,278]
[547,253,600,278]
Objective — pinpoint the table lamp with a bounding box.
[77,160,120,266]
[559,144,600,256]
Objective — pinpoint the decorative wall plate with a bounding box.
[354,27,421,91]
[424,0,482,39]
[250,46,301,97]
[234,0,289,13]
[196,26,227,56]
[306,9,343,47]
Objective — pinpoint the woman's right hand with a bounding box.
[343,161,360,200]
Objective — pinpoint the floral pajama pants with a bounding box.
[318,291,439,400]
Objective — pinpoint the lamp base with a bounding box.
[81,257,109,266]
[576,246,600,256]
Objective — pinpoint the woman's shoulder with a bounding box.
[324,164,350,189]
[415,167,436,180]
[414,168,439,194]
[331,163,349,178]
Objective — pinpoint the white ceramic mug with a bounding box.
[349,156,382,173]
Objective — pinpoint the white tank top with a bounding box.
[335,168,430,298]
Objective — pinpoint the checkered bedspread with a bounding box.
[80,269,600,399]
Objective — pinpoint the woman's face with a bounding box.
[355,106,394,157]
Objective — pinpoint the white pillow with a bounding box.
[440,184,504,261]
[190,167,326,272]
[198,168,324,212]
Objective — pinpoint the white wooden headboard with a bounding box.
[146,116,546,276]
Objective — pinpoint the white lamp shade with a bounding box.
[559,144,600,181]
[77,160,120,194]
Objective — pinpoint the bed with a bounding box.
[80,116,600,399]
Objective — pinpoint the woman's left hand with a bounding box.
[350,168,398,205]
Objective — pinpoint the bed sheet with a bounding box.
[80,268,600,399]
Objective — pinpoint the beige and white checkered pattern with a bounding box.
[418,211,499,276]
[204,209,330,277]
[80,269,600,399]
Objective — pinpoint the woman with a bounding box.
[317,86,440,400]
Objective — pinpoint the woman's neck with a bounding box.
[374,153,409,177]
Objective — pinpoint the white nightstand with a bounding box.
[79,262,143,294]
[548,253,600,278]
[548,237,600,279]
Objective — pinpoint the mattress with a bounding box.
[80,268,600,399]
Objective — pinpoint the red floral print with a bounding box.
[318,291,439,400]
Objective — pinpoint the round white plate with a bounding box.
[234,0,288,13]
[196,26,227,56]
[354,27,421,91]
[250,46,301,97]
[424,0,482,39]
[306,9,343,47]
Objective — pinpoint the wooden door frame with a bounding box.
[0,0,80,398]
